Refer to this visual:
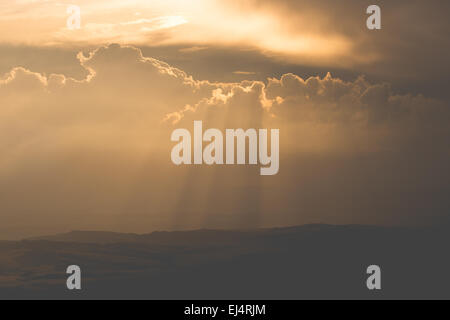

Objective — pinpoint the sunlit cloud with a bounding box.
[1,43,449,238]
[0,0,356,66]
[233,71,257,75]
[1,1,450,239]
[178,46,208,53]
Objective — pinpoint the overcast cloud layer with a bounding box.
[1,44,449,239]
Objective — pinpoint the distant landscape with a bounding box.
[1,224,449,299]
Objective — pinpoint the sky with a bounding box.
[0,0,450,239]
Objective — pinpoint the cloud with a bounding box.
[167,70,449,153]
[2,0,450,95]
[1,44,448,173]
[0,0,354,65]
[232,71,257,75]
[179,46,208,53]
[0,43,449,239]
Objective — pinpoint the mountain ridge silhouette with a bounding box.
[1,223,448,299]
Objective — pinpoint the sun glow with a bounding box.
[0,0,355,65]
